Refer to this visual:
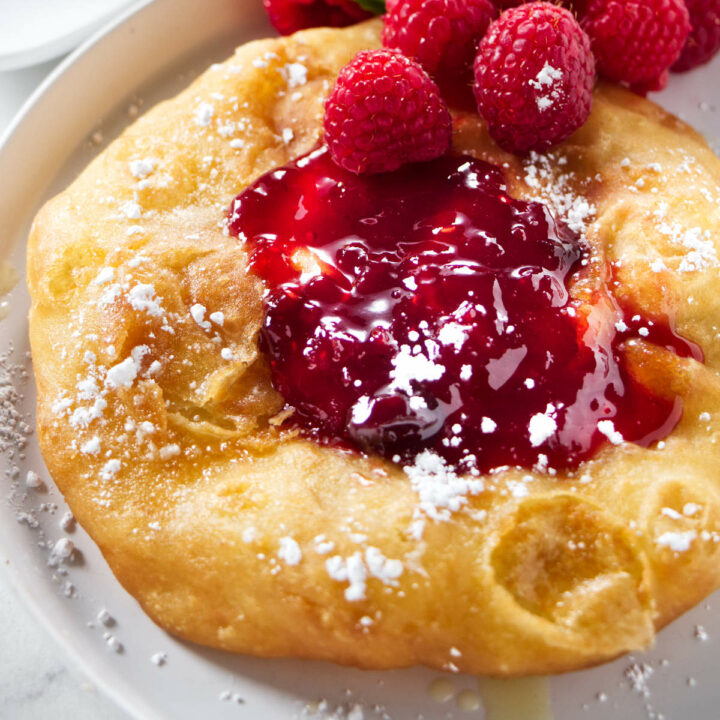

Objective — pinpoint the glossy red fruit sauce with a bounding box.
[229,148,693,474]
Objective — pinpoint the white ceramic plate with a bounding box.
[0,0,138,71]
[1,1,719,718]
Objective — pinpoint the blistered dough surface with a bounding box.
[28,19,720,675]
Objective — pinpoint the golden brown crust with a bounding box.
[27,19,720,675]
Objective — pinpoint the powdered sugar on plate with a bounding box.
[0,346,32,455]
[298,699,391,720]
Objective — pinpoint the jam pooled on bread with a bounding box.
[230,148,685,474]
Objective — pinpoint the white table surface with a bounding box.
[0,60,131,720]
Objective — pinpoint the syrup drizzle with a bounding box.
[229,148,693,474]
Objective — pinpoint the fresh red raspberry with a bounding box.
[672,0,720,72]
[263,0,372,36]
[493,0,589,12]
[582,0,690,87]
[382,0,497,100]
[324,49,452,174]
[630,69,669,96]
[473,2,595,154]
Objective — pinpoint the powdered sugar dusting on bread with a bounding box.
[128,284,165,317]
[326,552,367,601]
[326,547,403,601]
[650,198,718,272]
[278,536,302,566]
[193,101,215,127]
[403,451,484,539]
[105,356,139,389]
[523,151,596,237]
[656,529,697,552]
[129,158,158,179]
[281,62,308,88]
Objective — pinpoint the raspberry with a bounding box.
[263,0,372,36]
[672,0,720,72]
[473,2,595,154]
[630,69,669,96]
[493,0,589,12]
[382,0,497,100]
[324,49,452,174]
[582,0,690,87]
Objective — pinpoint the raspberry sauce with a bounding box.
[229,148,688,474]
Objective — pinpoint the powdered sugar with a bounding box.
[651,198,718,273]
[281,62,308,88]
[127,283,164,317]
[326,552,367,601]
[93,267,115,285]
[59,511,75,532]
[129,158,158,179]
[69,397,108,429]
[523,151,596,237]
[480,417,497,433]
[529,62,564,112]
[326,547,403,602]
[528,407,557,447]
[100,459,121,480]
[298,700,374,720]
[190,303,212,331]
[597,420,624,445]
[80,436,101,455]
[97,608,115,627]
[278,536,302,566]
[364,547,403,585]
[662,223,716,272]
[0,347,31,454]
[120,199,142,219]
[105,357,139,389]
[389,344,445,394]
[624,661,654,698]
[150,651,168,667]
[193,101,215,126]
[437,322,468,351]
[656,529,697,552]
[158,444,181,460]
[48,537,75,566]
[403,451,484,539]
[24,470,43,490]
